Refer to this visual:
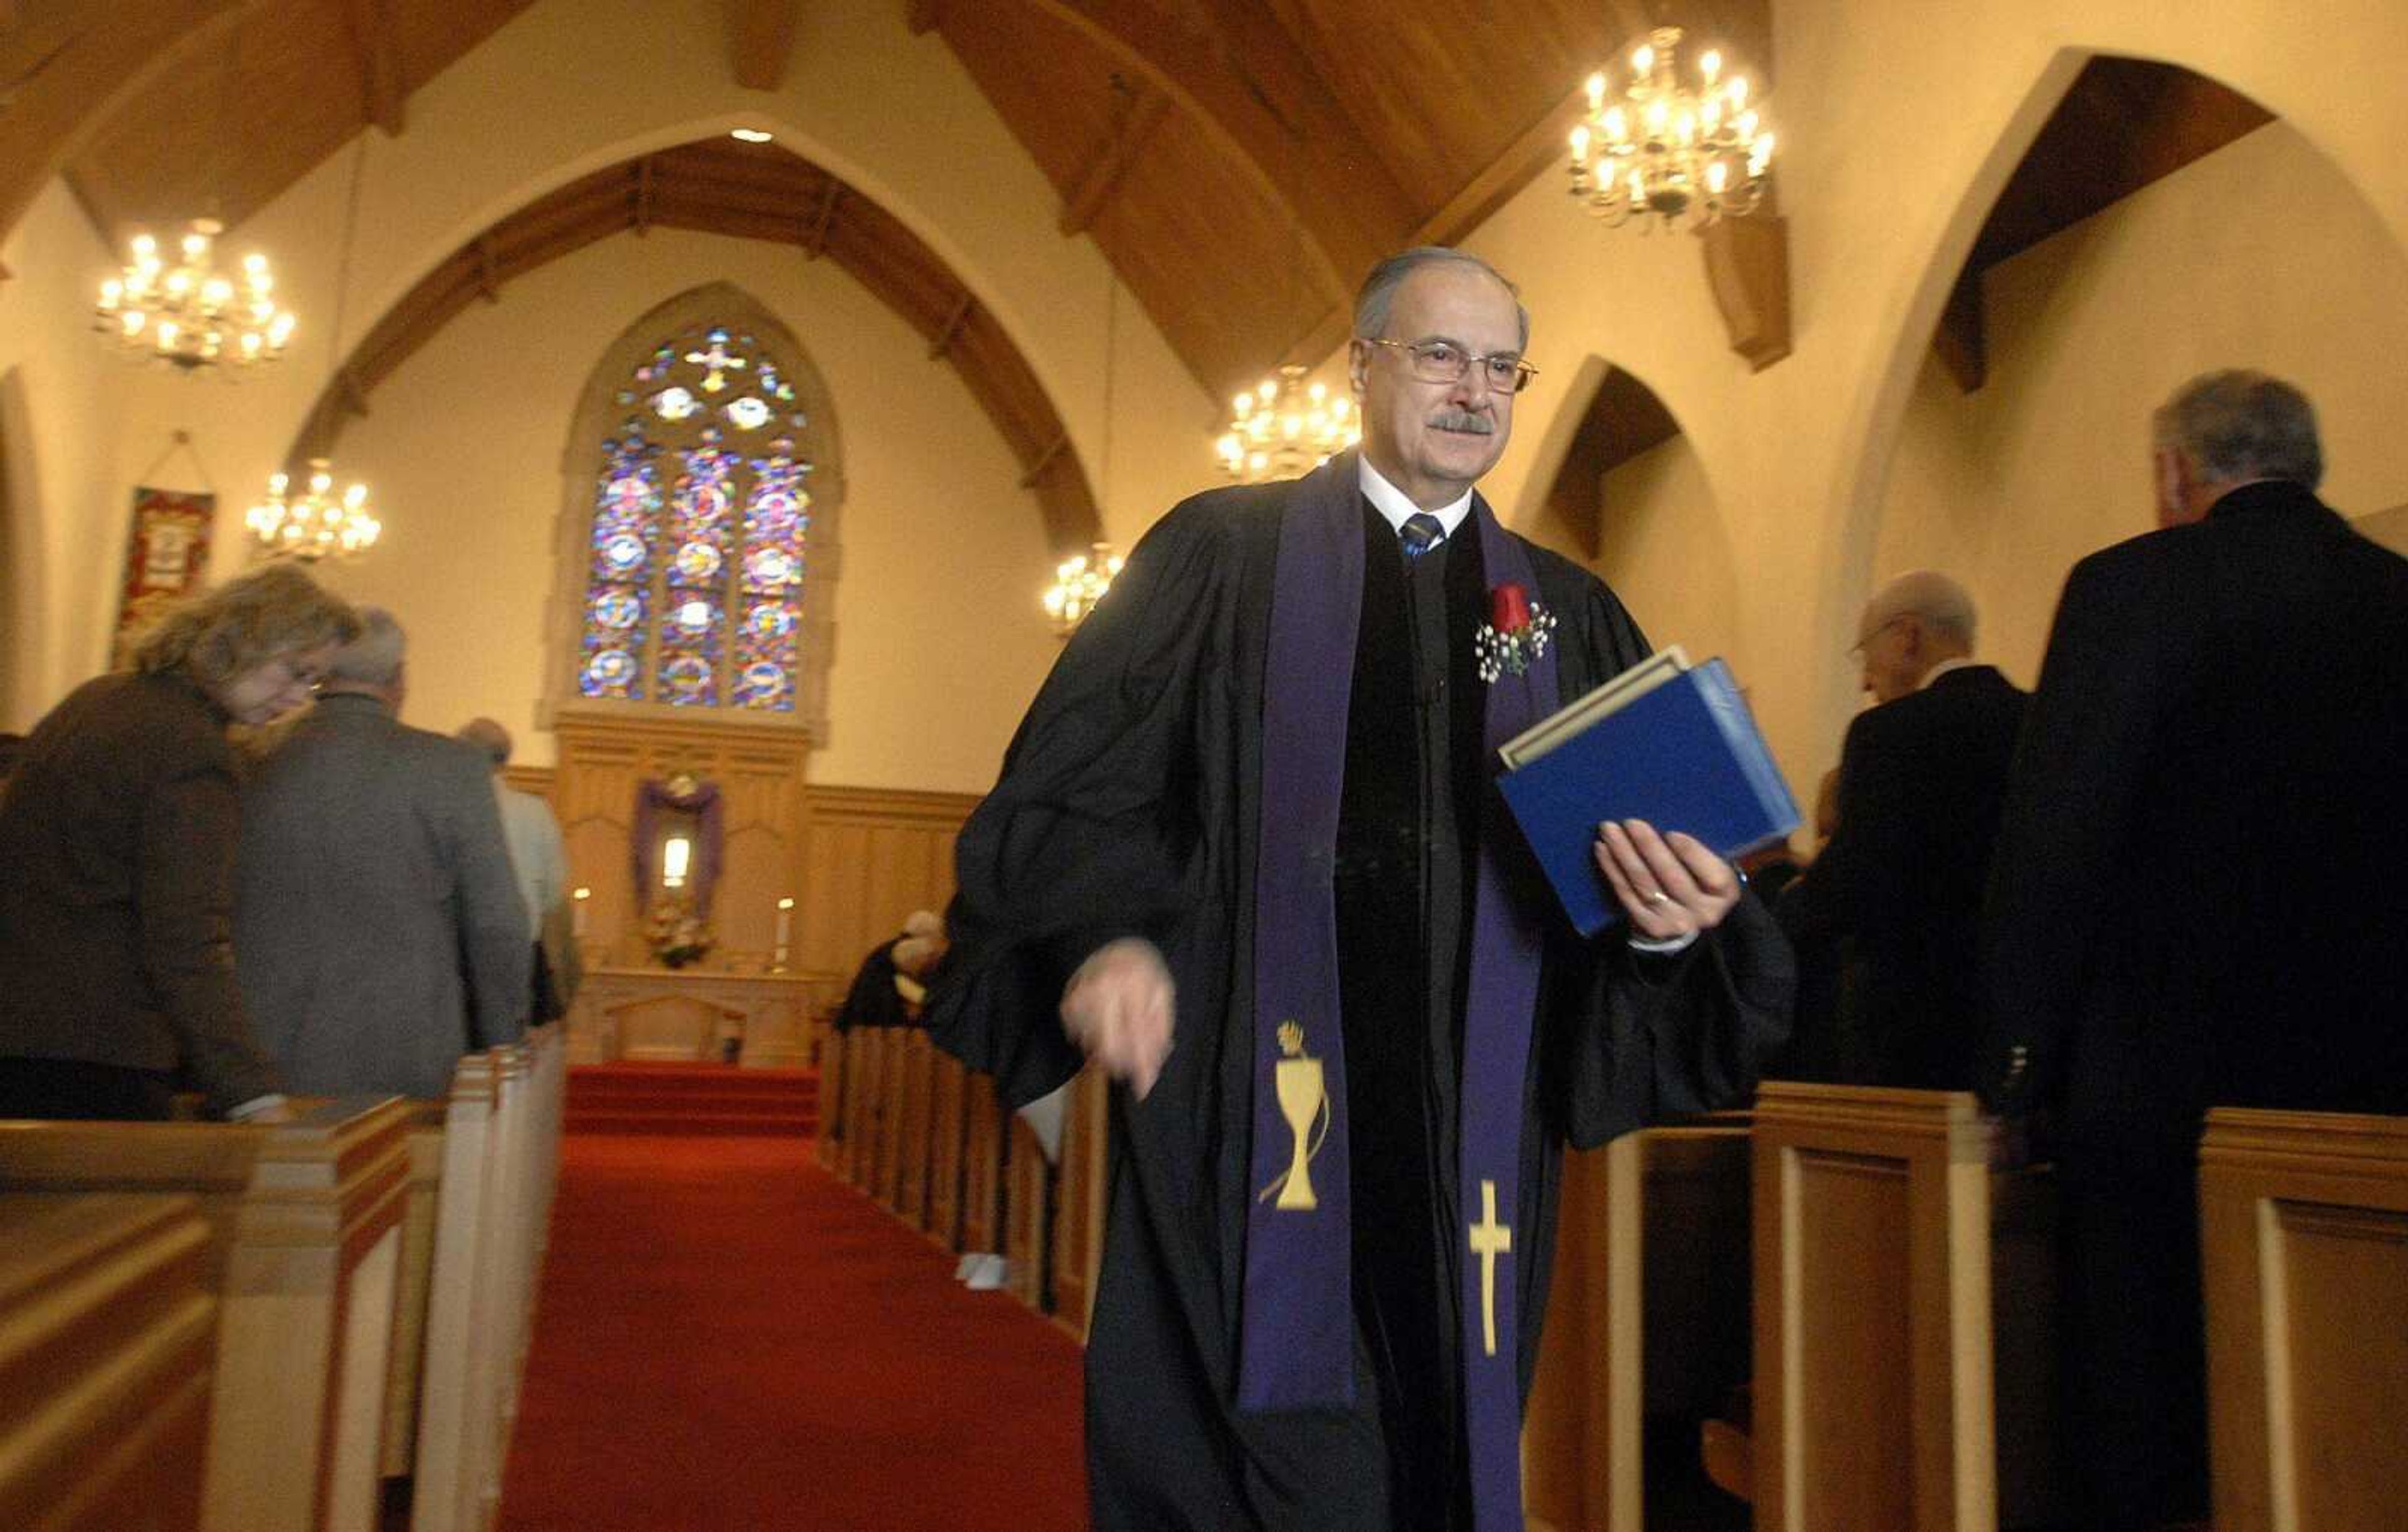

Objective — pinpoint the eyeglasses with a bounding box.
[1363,337,1538,394]
[1849,614,1911,657]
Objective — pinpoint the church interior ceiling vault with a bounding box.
[0,5,2290,502]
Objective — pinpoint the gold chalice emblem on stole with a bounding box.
[1259,1020,1329,1210]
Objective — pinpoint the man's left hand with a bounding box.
[1593,819,1740,942]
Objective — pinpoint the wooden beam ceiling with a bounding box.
[283,138,1101,554]
[929,1,1770,398]
[1059,81,1169,237]
[0,0,250,271]
[341,0,406,135]
[1936,56,2274,391]
[725,0,801,92]
[46,1,531,245]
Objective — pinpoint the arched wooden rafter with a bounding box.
[283,137,1100,552]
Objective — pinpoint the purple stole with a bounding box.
[1236,453,1558,1531]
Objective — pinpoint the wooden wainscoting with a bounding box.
[796,784,975,978]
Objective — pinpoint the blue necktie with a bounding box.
[1399,512,1444,561]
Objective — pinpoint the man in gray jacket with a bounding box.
[236,608,529,1099]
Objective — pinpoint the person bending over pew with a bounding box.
[0,564,360,1122]
[1980,370,2408,1531]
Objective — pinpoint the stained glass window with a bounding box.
[577,321,811,712]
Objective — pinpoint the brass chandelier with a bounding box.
[1568,26,1774,229]
[246,459,380,561]
[248,135,380,562]
[1215,365,1358,484]
[95,220,296,372]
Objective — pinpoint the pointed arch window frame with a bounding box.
[542,283,844,744]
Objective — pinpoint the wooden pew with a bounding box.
[924,1050,968,1249]
[873,1030,909,1208]
[960,1072,1005,1257]
[0,1097,413,1532]
[893,1030,935,1224]
[2199,1107,2408,1532]
[383,1101,450,1481]
[815,1024,848,1173]
[1523,1117,1751,1532]
[0,1193,218,1532]
[1005,1112,1052,1311]
[410,1029,567,1532]
[845,1027,889,1191]
[1050,1067,1110,1340]
[1745,1083,2064,1532]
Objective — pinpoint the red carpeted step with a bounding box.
[566,1063,819,1138]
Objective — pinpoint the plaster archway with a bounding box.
[1818,43,2408,729]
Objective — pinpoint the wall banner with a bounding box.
[112,487,214,667]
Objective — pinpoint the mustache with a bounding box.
[1428,409,1495,435]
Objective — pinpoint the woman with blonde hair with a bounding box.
[0,562,359,1120]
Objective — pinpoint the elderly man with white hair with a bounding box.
[1790,569,2028,1090]
[235,608,529,1099]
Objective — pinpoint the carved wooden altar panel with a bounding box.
[549,713,810,968]
[539,713,972,996]
[569,968,813,1068]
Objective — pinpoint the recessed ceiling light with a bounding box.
[730,128,774,144]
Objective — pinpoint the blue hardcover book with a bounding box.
[1496,655,1801,936]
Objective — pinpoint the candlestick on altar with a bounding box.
[572,886,591,940]
[773,896,794,971]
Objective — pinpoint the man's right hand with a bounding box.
[1060,938,1174,1100]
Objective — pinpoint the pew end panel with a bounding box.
[1050,1067,1110,1342]
[1751,1084,1998,1532]
[1524,1116,1752,1532]
[0,1194,218,1532]
[924,1052,969,1252]
[2199,1107,2408,1532]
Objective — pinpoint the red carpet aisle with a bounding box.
[496,1134,1089,1531]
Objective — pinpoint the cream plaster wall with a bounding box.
[1872,121,2408,704]
[293,224,1064,791]
[0,177,120,729]
[1592,433,1744,672]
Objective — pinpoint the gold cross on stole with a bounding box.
[1467,1178,1513,1357]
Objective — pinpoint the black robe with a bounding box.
[931,464,1793,1531]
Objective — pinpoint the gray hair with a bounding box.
[1860,569,1978,649]
[325,606,406,687]
[1353,246,1530,350]
[2153,370,2323,490]
[457,716,512,768]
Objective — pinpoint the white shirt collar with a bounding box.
[1920,655,1983,690]
[1359,456,1474,542]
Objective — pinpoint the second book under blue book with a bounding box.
[1496,657,1802,937]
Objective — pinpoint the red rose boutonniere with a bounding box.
[1474,581,1556,682]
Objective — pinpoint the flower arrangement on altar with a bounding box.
[642,895,716,969]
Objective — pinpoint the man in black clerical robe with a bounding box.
[931,248,1792,1532]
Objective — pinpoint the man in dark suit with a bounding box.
[1980,370,2408,1530]
[235,608,530,1100]
[1791,571,2027,1088]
